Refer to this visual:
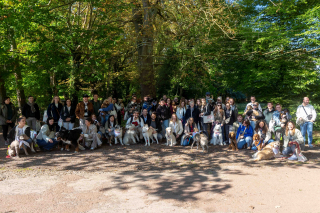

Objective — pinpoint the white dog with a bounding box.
[142,124,159,146]
[210,123,223,145]
[123,125,137,145]
[165,127,176,146]
[113,126,123,146]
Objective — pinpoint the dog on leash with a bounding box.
[252,141,281,161]
[8,137,30,158]
[165,127,176,146]
[210,122,223,145]
[123,125,137,145]
[191,128,209,152]
[228,132,238,151]
[253,134,263,151]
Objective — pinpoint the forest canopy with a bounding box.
[0,0,319,109]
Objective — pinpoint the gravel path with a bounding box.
[1,134,320,213]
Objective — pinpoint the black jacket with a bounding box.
[156,105,170,121]
[60,105,76,123]
[224,109,235,125]
[140,114,152,126]
[8,125,31,143]
[185,107,200,124]
[149,118,162,133]
[199,104,211,116]
[22,103,41,120]
[47,103,63,122]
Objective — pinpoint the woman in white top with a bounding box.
[176,100,187,126]
[36,117,58,151]
[8,116,32,145]
[282,121,304,160]
[168,113,183,140]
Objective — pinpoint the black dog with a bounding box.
[55,127,85,153]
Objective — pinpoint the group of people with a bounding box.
[0,92,316,160]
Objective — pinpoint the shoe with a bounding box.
[90,147,95,150]
[309,144,314,148]
[4,140,9,146]
[288,154,298,161]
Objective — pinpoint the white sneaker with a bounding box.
[288,154,298,161]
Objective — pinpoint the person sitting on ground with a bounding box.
[252,120,274,150]
[232,115,243,133]
[105,115,118,142]
[126,110,144,141]
[0,97,17,145]
[81,117,102,150]
[245,96,262,111]
[36,117,58,151]
[236,119,254,150]
[282,121,304,160]
[7,116,33,147]
[149,112,163,141]
[60,99,76,130]
[91,114,104,138]
[181,117,196,146]
[22,96,40,131]
[169,113,183,141]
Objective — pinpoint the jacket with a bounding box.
[283,129,304,148]
[185,107,200,124]
[7,125,31,143]
[126,116,144,128]
[60,105,76,123]
[296,104,317,122]
[263,108,275,124]
[0,103,17,125]
[169,120,183,135]
[230,104,238,119]
[199,104,211,116]
[81,124,99,142]
[236,125,254,140]
[91,100,102,117]
[140,114,152,126]
[224,108,235,125]
[75,102,94,119]
[47,103,63,122]
[156,105,170,121]
[22,103,40,120]
[176,107,187,120]
[214,109,225,124]
[36,124,55,142]
[149,118,162,133]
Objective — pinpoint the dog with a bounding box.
[8,138,30,158]
[228,132,238,151]
[252,141,281,161]
[165,127,176,146]
[112,126,123,146]
[142,124,153,146]
[253,134,263,151]
[191,128,209,152]
[55,127,85,153]
[210,123,223,145]
[123,125,137,145]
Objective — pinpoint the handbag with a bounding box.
[203,111,214,123]
[237,127,247,143]
[302,106,312,121]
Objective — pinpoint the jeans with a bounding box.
[63,122,74,130]
[224,124,232,144]
[100,115,109,127]
[282,145,296,156]
[36,138,58,151]
[251,139,274,151]
[300,122,313,145]
[1,123,15,141]
[250,121,256,130]
[162,119,169,137]
[200,118,209,137]
[237,136,253,149]
[26,117,37,131]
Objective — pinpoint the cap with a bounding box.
[83,94,89,98]
[206,92,210,95]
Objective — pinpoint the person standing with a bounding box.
[224,103,235,144]
[296,97,317,148]
[0,97,17,145]
[156,99,170,138]
[91,93,101,118]
[245,96,262,111]
[22,96,40,131]
[75,94,94,127]
[199,98,211,137]
[60,99,76,130]
[185,101,200,128]
[263,102,275,125]
[47,95,63,132]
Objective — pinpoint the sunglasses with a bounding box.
[217,105,222,106]
[253,104,257,106]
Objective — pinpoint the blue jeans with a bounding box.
[162,119,169,137]
[36,139,58,151]
[237,136,253,149]
[300,122,313,145]
[252,139,274,151]
[282,145,296,156]
[100,114,109,127]
[250,121,256,130]
[200,118,209,137]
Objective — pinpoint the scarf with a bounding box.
[27,101,36,113]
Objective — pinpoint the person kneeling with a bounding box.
[81,117,102,150]
[236,119,254,149]
[36,117,58,151]
[252,120,274,151]
[282,121,305,161]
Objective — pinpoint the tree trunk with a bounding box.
[0,70,6,103]
[9,29,26,108]
[133,0,156,98]
[50,72,58,95]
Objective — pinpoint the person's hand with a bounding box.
[48,139,53,143]
[311,120,315,123]
[153,130,157,134]
[240,135,244,139]
[176,134,179,139]
[300,117,303,121]
[221,124,223,126]
[161,120,163,123]
[66,118,71,122]
[200,113,203,117]
[108,129,111,132]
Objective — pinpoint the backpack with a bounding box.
[182,136,192,146]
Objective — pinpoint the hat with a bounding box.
[206,92,210,95]
[83,94,89,98]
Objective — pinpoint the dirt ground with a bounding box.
[1,134,320,213]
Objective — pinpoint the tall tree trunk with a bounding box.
[133,0,157,98]
[0,69,6,103]
[50,72,58,95]
[9,29,26,108]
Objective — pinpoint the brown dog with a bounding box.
[252,141,281,161]
[228,132,238,151]
[253,134,263,151]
